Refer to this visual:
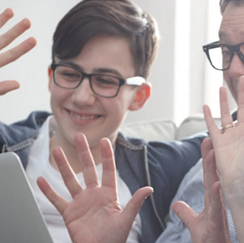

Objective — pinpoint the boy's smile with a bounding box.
[68,111,101,122]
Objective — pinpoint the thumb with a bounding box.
[120,187,153,230]
[171,201,197,230]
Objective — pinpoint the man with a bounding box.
[156,0,244,242]
[0,1,206,242]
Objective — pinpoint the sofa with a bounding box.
[121,113,221,141]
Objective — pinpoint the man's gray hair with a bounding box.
[220,0,244,14]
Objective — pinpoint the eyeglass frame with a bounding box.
[203,41,244,71]
[50,63,146,98]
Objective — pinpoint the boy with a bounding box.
[0,1,206,242]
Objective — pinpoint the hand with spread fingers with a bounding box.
[0,8,36,95]
[203,77,244,242]
[203,77,244,201]
[171,137,231,243]
[37,133,153,243]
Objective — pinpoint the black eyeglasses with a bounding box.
[50,63,145,98]
[203,41,244,71]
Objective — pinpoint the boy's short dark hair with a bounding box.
[52,0,159,79]
[220,0,244,14]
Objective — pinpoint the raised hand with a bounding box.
[0,8,36,95]
[37,133,153,243]
[171,137,231,243]
[203,78,244,197]
[203,77,244,242]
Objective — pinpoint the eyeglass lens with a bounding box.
[208,43,244,70]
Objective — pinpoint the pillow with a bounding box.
[121,118,177,141]
[177,114,221,140]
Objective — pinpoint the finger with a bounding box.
[37,176,68,215]
[171,201,197,230]
[52,147,83,198]
[0,37,36,67]
[101,138,117,189]
[75,133,99,188]
[206,150,219,185]
[201,138,213,187]
[0,9,14,29]
[0,80,19,95]
[204,149,220,203]
[210,181,230,234]
[237,76,244,123]
[219,86,233,127]
[201,137,213,159]
[201,138,214,204]
[0,18,31,51]
[203,104,220,137]
[121,187,153,231]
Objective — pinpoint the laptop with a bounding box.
[0,152,53,243]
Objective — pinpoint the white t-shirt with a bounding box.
[26,116,141,243]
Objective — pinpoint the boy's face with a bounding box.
[220,2,244,101]
[49,36,148,148]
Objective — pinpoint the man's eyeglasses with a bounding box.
[50,63,146,98]
[203,41,244,71]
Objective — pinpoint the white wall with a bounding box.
[0,0,81,124]
[0,0,228,125]
[127,0,177,123]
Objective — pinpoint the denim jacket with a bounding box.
[0,111,207,243]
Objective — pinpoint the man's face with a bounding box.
[49,36,143,149]
[219,2,244,101]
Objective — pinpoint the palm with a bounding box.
[185,208,229,243]
[210,124,244,189]
[37,134,152,243]
[61,186,126,243]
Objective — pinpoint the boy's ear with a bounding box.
[129,82,151,111]
[48,66,53,91]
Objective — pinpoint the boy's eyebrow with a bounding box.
[57,60,123,78]
[93,68,123,78]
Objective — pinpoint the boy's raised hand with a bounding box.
[37,133,153,243]
[0,8,36,95]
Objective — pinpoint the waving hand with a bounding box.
[0,8,36,95]
[37,134,153,243]
[203,77,244,242]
